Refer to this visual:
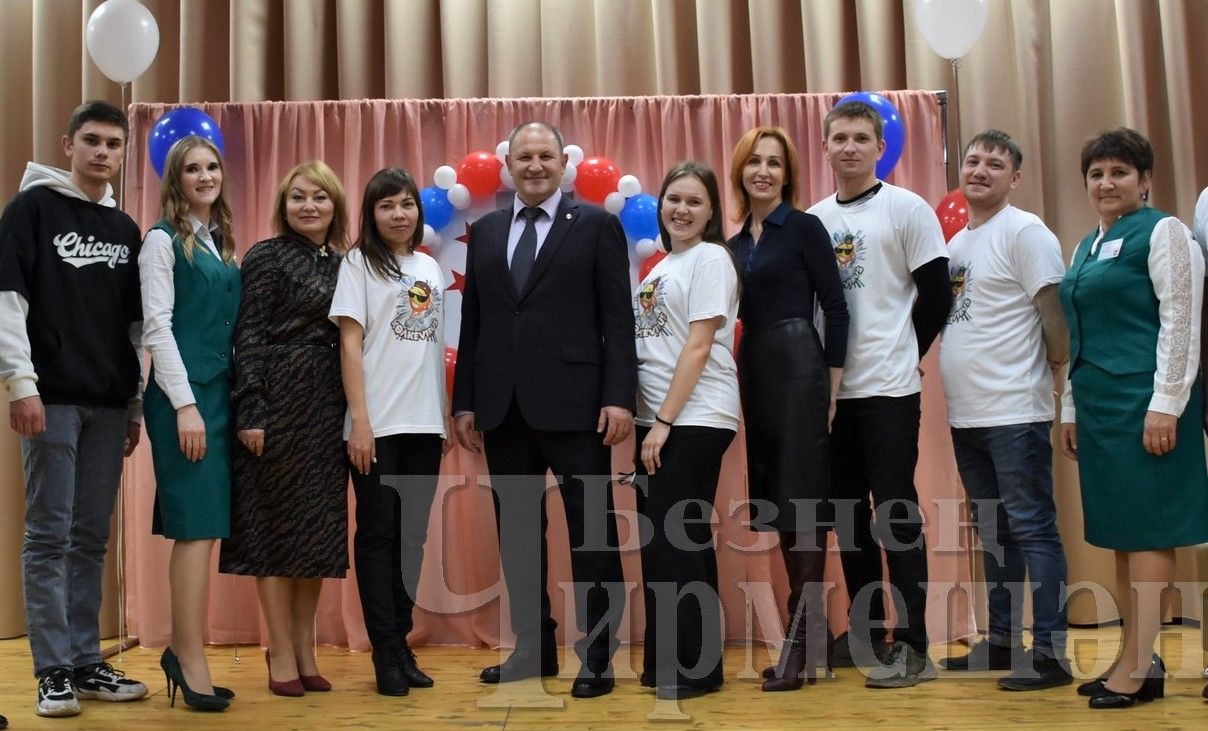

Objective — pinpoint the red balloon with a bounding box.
[936,188,969,243]
[639,250,667,280]
[416,245,433,256]
[575,156,621,205]
[458,151,502,198]
[444,347,457,400]
[733,319,743,359]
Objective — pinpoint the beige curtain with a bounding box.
[2,0,1206,638]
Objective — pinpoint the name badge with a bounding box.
[1098,239,1124,259]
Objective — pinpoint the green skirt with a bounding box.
[1071,362,1208,550]
[145,374,233,540]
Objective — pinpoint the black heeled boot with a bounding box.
[763,533,832,692]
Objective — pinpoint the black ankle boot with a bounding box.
[372,650,409,696]
[399,645,434,688]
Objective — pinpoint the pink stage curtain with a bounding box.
[121,91,973,651]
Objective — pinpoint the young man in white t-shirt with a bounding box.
[807,101,951,688]
[937,130,1072,690]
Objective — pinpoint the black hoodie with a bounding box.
[0,164,141,407]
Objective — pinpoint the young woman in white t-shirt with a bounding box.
[633,161,740,700]
[330,167,449,697]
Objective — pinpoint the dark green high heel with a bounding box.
[160,648,230,711]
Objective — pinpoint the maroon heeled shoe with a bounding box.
[299,673,332,692]
[265,650,304,697]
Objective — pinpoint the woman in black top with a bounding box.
[727,127,849,691]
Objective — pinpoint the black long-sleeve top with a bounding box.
[727,202,850,367]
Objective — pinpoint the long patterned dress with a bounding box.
[219,233,349,578]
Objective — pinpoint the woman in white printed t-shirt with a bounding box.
[329,167,450,697]
[633,161,740,701]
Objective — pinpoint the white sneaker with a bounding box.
[36,669,81,717]
[74,662,148,701]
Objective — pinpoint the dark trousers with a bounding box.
[350,433,443,657]
[634,425,734,689]
[482,401,625,671]
[830,394,929,653]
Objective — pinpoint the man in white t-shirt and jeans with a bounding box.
[937,129,1072,690]
[808,101,952,688]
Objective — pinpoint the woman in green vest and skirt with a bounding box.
[140,135,241,711]
[1058,128,1208,709]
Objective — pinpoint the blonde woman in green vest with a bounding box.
[140,135,240,711]
[1057,128,1208,709]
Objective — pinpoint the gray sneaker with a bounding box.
[865,641,937,688]
[74,662,148,701]
[36,669,81,717]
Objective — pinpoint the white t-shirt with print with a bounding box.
[329,247,447,439]
[808,182,948,399]
[633,242,740,431]
[939,205,1065,428]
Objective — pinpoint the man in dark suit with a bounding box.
[454,121,636,698]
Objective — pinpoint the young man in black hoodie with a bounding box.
[0,100,147,717]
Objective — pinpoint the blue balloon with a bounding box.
[619,193,660,242]
[419,186,454,230]
[147,107,225,178]
[834,91,905,180]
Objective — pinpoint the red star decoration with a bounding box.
[448,269,466,292]
[455,222,472,245]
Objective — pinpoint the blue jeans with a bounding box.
[950,422,1068,657]
[21,404,127,677]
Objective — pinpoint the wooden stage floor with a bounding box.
[0,627,1204,730]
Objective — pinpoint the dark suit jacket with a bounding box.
[453,196,637,432]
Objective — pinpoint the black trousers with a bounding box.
[482,401,625,671]
[634,425,735,689]
[829,394,930,653]
[350,433,443,658]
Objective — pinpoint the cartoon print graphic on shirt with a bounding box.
[948,263,973,324]
[391,275,441,342]
[634,276,671,338]
[832,230,867,289]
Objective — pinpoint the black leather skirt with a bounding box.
[738,318,833,533]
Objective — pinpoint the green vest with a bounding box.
[151,220,241,384]
[1060,206,1166,376]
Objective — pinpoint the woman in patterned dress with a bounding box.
[219,160,350,696]
[1058,128,1208,708]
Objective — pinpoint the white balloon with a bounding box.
[433,165,457,190]
[603,192,626,215]
[86,0,160,83]
[500,167,516,190]
[914,0,989,60]
[495,140,510,162]
[617,174,641,198]
[564,144,585,166]
[422,224,437,245]
[562,162,578,185]
[635,238,659,258]
[448,183,471,210]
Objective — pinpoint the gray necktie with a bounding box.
[511,206,542,290]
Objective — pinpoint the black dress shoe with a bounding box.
[570,673,614,698]
[655,684,720,700]
[479,648,558,684]
[1078,654,1163,697]
[639,672,655,688]
[400,648,434,688]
